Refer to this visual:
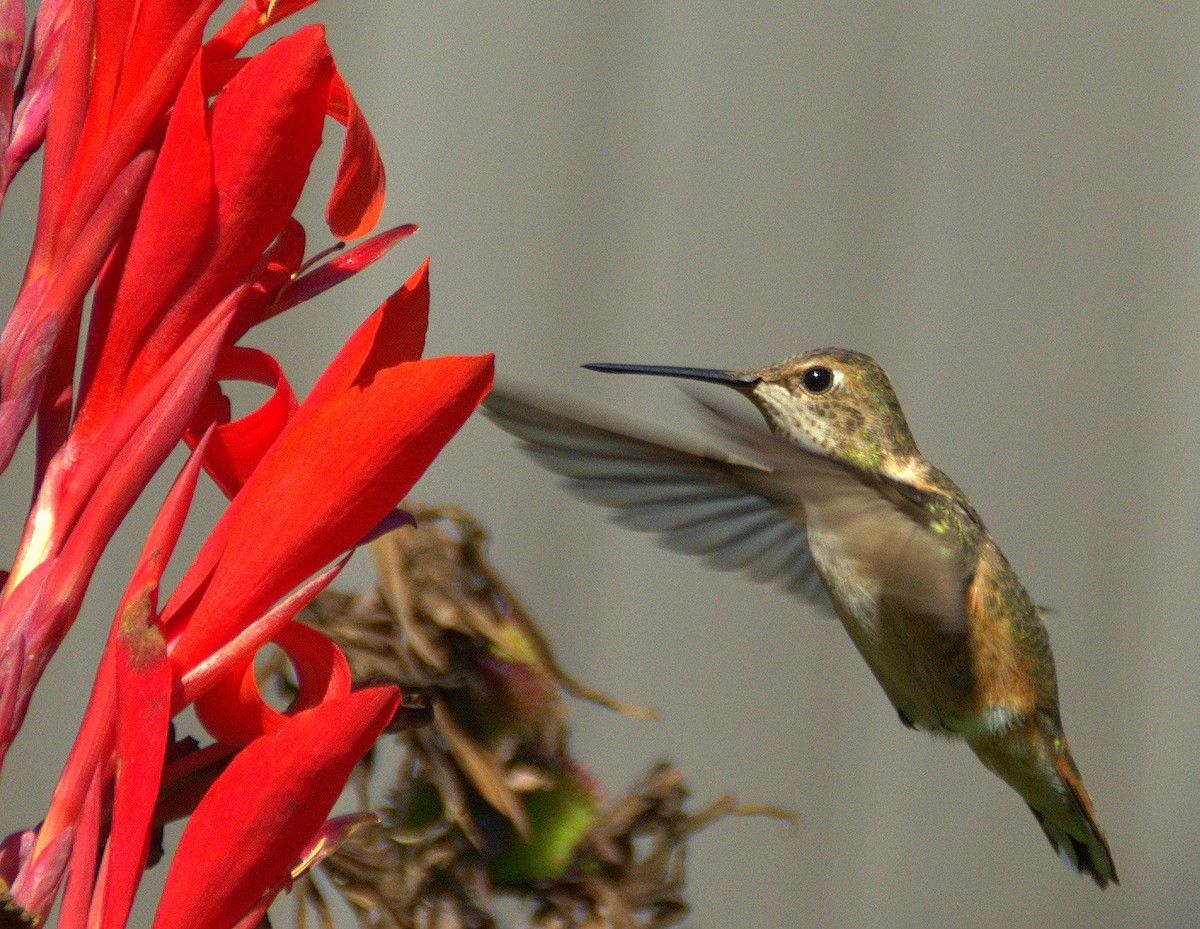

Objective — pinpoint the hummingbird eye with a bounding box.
[801,366,834,394]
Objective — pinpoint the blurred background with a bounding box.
[2,3,1198,928]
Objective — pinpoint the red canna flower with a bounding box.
[0,1,493,926]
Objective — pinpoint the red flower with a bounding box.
[0,2,492,926]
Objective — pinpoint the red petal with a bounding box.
[302,260,431,411]
[205,0,324,61]
[100,430,211,925]
[227,217,307,336]
[194,621,351,746]
[26,0,92,275]
[185,347,298,499]
[43,296,233,612]
[164,263,492,678]
[0,1,23,143]
[52,0,223,266]
[112,0,211,119]
[76,55,213,436]
[18,434,210,921]
[0,150,154,475]
[276,223,417,315]
[81,27,333,430]
[326,71,384,240]
[175,556,346,712]
[152,686,401,929]
[56,769,102,929]
[104,592,170,929]
[201,26,331,291]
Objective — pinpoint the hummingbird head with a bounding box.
[737,348,921,473]
[585,348,921,476]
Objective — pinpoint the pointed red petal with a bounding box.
[152,686,401,929]
[276,223,417,314]
[100,429,211,926]
[83,27,333,424]
[164,263,492,677]
[56,769,101,929]
[76,54,213,435]
[104,592,170,929]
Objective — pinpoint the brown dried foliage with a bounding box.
[260,504,784,929]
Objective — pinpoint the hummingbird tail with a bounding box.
[971,727,1118,888]
[1030,746,1118,888]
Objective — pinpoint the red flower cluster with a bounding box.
[0,2,493,926]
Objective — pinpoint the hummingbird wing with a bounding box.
[482,388,836,614]
[687,395,973,634]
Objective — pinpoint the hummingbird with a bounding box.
[482,348,1117,887]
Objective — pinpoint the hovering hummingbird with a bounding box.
[482,348,1116,887]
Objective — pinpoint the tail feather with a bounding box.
[1027,799,1117,889]
[1034,748,1118,888]
[971,726,1117,888]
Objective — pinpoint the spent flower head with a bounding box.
[272,507,789,929]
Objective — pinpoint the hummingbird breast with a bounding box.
[804,507,978,733]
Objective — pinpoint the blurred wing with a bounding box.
[686,394,971,632]
[482,389,834,613]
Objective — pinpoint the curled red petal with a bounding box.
[205,0,325,61]
[194,621,351,747]
[152,686,401,929]
[326,71,384,240]
[175,556,346,712]
[186,347,298,499]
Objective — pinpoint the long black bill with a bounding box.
[583,362,759,388]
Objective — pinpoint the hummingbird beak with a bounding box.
[583,363,761,390]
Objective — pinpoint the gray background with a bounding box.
[1,4,1197,928]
